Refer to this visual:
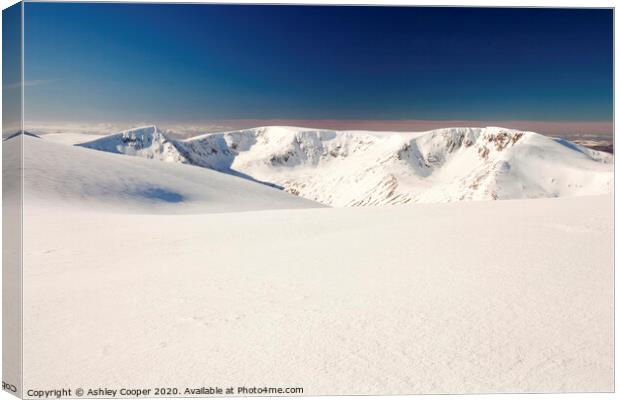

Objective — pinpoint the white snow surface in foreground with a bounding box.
[23,195,613,393]
[77,125,613,206]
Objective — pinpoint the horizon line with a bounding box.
[23,119,614,137]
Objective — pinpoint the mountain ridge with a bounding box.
[77,125,613,206]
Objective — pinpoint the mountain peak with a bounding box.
[76,124,190,164]
[3,131,41,141]
[120,125,161,136]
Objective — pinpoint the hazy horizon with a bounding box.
[23,119,613,139]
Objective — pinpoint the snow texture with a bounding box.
[23,196,613,394]
[78,125,613,206]
[24,135,321,214]
[15,129,614,394]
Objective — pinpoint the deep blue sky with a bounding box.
[3,2,22,132]
[23,4,612,125]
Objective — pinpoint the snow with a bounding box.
[16,130,613,394]
[23,196,613,393]
[77,125,613,206]
[39,132,105,145]
[23,135,321,214]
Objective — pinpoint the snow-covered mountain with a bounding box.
[21,134,321,213]
[77,125,613,206]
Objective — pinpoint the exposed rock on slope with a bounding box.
[78,125,613,206]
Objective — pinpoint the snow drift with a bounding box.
[22,135,321,213]
[78,125,614,206]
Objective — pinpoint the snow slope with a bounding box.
[22,135,321,213]
[17,128,613,394]
[78,125,613,206]
[23,195,613,394]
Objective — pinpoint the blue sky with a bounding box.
[3,2,21,132]
[22,4,612,132]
